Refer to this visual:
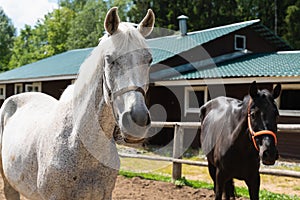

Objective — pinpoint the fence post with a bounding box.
[172,124,184,181]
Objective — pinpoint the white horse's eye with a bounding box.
[105,55,114,65]
[149,57,153,64]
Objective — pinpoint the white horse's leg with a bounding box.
[0,159,20,200]
[0,100,20,200]
[3,177,20,200]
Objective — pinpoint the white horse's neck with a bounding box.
[69,45,120,169]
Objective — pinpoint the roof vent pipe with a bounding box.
[177,15,188,36]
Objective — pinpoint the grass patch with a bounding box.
[294,186,300,191]
[119,170,300,200]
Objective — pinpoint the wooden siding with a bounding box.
[0,80,72,107]
[277,131,300,160]
[42,80,72,100]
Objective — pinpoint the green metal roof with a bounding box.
[0,19,291,83]
[171,51,300,80]
[0,48,93,82]
[149,19,262,64]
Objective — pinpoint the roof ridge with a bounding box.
[277,50,300,54]
[187,19,260,35]
[147,19,260,42]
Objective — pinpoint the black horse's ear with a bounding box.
[273,83,281,99]
[249,81,258,99]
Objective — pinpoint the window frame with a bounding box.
[276,84,300,117]
[25,82,42,93]
[0,85,6,100]
[14,83,23,94]
[234,34,246,51]
[184,86,208,116]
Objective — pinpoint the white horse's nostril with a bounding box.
[130,107,150,127]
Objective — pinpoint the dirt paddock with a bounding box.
[1,174,300,199]
[0,175,248,200]
[112,176,248,200]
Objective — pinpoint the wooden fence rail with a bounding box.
[119,121,300,180]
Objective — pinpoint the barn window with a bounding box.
[25,82,41,92]
[277,84,300,116]
[184,86,208,116]
[14,84,23,94]
[0,85,6,99]
[234,35,246,51]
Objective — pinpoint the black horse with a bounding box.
[199,81,281,200]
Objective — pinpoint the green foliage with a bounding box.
[45,8,75,53]
[3,0,300,71]
[284,4,300,49]
[59,0,89,12]
[8,8,75,69]
[7,0,130,69]
[119,170,300,200]
[119,170,171,182]
[128,0,239,32]
[0,7,16,71]
[173,177,188,187]
[66,0,107,49]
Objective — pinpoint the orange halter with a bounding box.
[247,99,278,151]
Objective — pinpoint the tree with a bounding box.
[9,25,35,68]
[45,7,75,53]
[59,0,89,12]
[0,7,16,71]
[66,0,107,49]
[284,4,300,48]
[127,0,239,33]
[9,8,75,69]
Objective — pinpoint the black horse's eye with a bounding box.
[250,111,256,119]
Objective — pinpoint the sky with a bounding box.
[0,0,59,33]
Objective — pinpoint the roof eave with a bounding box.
[154,76,300,86]
[0,74,77,84]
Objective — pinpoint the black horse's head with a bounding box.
[248,81,281,165]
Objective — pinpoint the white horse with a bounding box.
[0,7,154,200]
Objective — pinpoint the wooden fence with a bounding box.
[119,121,300,180]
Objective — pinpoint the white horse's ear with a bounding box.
[104,7,120,35]
[138,9,155,37]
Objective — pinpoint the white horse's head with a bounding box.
[101,7,154,143]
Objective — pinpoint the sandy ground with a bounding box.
[0,175,249,200]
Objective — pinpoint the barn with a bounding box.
[0,19,299,159]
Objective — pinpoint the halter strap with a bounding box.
[103,74,146,122]
[111,86,146,101]
[247,98,278,151]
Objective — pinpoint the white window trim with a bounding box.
[25,82,42,92]
[14,83,23,94]
[276,84,300,117]
[0,85,6,100]
[234,34,246,51]
[184,86,208,116]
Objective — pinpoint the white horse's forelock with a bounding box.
[105,22,149,54]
